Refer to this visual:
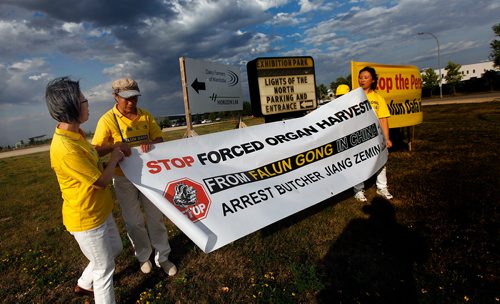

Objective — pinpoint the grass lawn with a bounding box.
[0,103,499,303]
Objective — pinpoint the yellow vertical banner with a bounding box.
[351,61,423,128]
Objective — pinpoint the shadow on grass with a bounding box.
[317,197,429,304]
[259,189,353,238]
[113,232,194,303]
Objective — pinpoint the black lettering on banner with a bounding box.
[123,135,148,143]
[325,157,353,176]
[197,141,265,165]
[273,171,324,195]
[221,187,274,216]
[203,123,379,194]
[404,99,421,113]
[388,100,405,115]
[354,144,381,164]
[387,99,421,115]
[315,100,371,129]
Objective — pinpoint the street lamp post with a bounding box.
[418,32,442,99]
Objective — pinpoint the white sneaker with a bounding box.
[354,191,367,202]
[160,260,177,276]
[376,188,393,200]
[140,260,152,274]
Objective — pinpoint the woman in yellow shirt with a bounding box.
[46,77,124,303]
[92,78,176,276]
[353,67,394,202]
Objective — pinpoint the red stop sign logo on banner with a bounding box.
[163,178,211,222]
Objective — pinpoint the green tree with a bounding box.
[316,84,328,100]
[330,75,352,93]
[490,23,500,67]
[159,117,171,128]
[345,74,352,89]
[83,130,94,138]
[242,101,252,116]
[444,61,462,95]
[208,112,219,121]
[422,68,439,97]
[482,70,497,92]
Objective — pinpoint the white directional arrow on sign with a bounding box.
[299,100,314,109]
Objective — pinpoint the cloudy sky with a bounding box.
[0,0,498,147]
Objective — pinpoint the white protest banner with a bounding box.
[120,88,388,253]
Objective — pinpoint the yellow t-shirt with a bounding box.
[366,91,391,119]
[50,127,114,232]
[91,105,163,175]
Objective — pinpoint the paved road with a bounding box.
[2,92,499,159]
[0,144,51,159]
[0,122,223,159]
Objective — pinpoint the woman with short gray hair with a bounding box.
[46,76,124,304]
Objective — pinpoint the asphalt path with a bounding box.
[0,144,51,159]
[0,122,221,159]
[2,92,499,159]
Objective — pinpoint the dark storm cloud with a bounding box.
[4,0,171,26]
[1,0,498,147]
[0,0,275,114]
[110,1,271,60]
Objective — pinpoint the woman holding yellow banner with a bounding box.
[354,67,393,202]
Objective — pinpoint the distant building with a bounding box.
[425,61,499,84]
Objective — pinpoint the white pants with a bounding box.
[71,214,122,304]
[354,166,388,193]
[113,175,171,266]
